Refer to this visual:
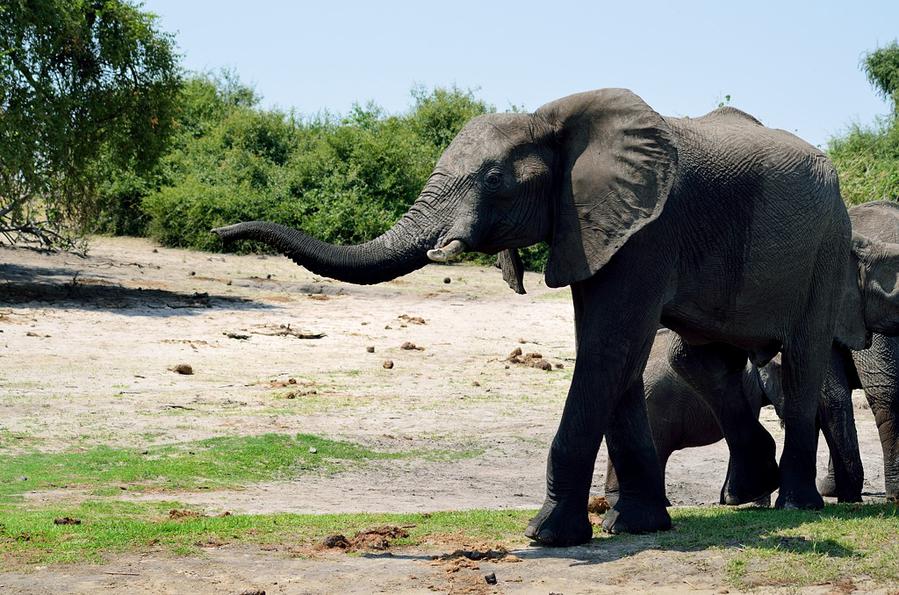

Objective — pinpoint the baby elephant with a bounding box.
[603,328,777,506]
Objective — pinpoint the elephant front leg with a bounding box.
[527,282,667,544]
[603,378,671,533]
[854,334,899,501]
[817,347,863,502]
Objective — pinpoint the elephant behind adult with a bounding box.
[817,200,899,501]
[214,89,859,545]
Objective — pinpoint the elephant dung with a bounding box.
[505,347,553,371]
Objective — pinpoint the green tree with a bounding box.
[0,0,180,247]
[829,42,899,205]
[864,41,899,112]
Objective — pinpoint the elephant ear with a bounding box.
[538,89,678,288]
[495,249,526,294]
[858,235,899,337]
[834,236,869,350]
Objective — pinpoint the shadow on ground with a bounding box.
[365,504,895,567]
[0,263,269,316]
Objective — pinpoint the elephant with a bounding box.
[213,88,881,546]
[814,200,899,502]
[605,201,899,506]
[602,327,778,507]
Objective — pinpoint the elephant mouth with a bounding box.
[427,239,468,262]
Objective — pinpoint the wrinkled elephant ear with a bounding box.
[537,89,678,288]
[835,236,869,350]
[860,235,899,336]
[496,249,526,294]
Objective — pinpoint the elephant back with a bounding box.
[849,200,899,244]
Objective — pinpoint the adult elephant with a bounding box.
[816,200,899,502]
[214,89,860,546]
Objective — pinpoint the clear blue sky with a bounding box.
[142,0,898,148]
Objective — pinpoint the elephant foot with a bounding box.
[887,482,899,503]
[601,496,671,534]
[775,484,825,510]
[817,473,838,498]
[720,455,779,505]
[818,469,862,502]
[525,497,593,547]
[749,493,772,507]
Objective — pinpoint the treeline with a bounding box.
[1,1,896,270]
[94,74,548,269]
[829,42,899,206]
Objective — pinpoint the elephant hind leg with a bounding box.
[668,337,779,505]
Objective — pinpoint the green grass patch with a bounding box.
[0,433,404,501]
[0,501,533,565]
[0,501,897,589]
[660,505,899,588]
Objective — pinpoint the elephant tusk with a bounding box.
[427,239,468,262]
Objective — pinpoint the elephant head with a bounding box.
[835,203,899,349]
[212,89,678,290]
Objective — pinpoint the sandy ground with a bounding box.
[0,236,892,593]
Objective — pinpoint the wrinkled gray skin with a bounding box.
[213,89,876,546]
[610,201,899,506]
[603,328,779,506]
[815,201,899,502]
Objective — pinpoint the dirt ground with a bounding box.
[0,237,892,594]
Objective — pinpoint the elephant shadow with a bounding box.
[509,503,885,565]
[0,262,269,316]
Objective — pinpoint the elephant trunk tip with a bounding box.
[211,223,252,244]
[427,239,468,262]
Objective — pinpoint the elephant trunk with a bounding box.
[212,196,449,285]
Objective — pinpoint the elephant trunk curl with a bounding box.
[212,198,448,285]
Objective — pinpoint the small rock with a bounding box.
[555,362,564,369]
[484,572,497,585]
[472,381,480,387]
[170,364,194,375]
[366,346,375,353]
[18,476,27,482]
[383,360,394,369]
[443,277,451,284]
[401,341,424,351]
[308,447,318,454]
[189,271,195,276]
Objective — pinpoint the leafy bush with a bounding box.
[829,42,899,205]
[135,75,551,271]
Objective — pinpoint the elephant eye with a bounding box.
[484,171,503,191]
